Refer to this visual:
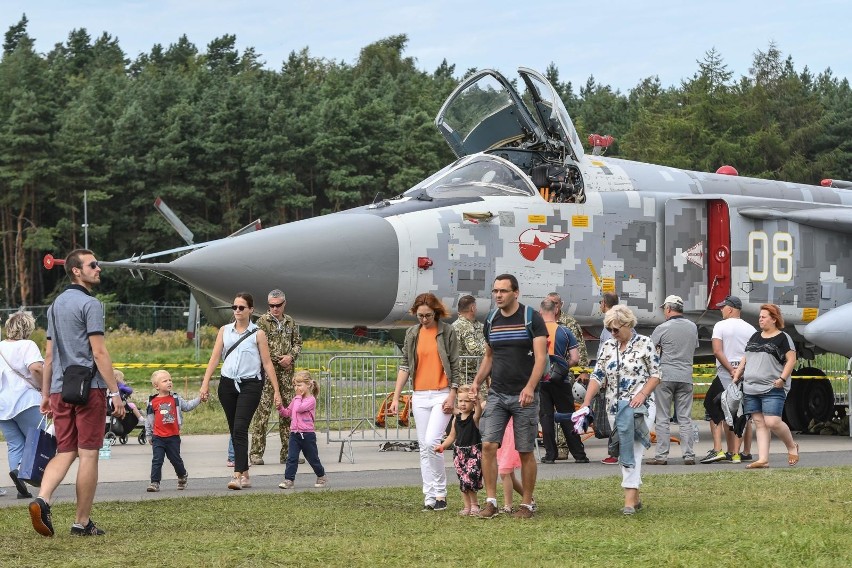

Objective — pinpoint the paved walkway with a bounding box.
[2,420,850,507]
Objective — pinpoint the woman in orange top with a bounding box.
[391,293,460,511]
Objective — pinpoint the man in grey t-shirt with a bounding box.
[29,249,124,538]
[647,295,698,465]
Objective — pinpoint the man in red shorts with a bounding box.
[29,249,125,537]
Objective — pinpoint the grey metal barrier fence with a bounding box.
[261,351,371,437]
[324,355,483,463]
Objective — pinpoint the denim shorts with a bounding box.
[480,389,539,453]
[743,388,787,417]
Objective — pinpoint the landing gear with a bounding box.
[784,367,834,431]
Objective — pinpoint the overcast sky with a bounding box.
[5,0,851,93]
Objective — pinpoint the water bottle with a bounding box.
[99,437,112,460]
[692,423,700,444]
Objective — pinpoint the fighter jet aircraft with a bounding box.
[49,66,852,425]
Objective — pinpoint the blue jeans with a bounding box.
[227,436,234,462]
[0,405,43,471]
[151,435,187,482]
[284,432,325,480]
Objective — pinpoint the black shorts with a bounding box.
[704,376,726,425]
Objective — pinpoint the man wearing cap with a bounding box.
[700,295,756,464]
[647,295,699,465]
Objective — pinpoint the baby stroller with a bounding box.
[105,384,147,445]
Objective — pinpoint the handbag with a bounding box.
[18,416,57,487]
[50,308,96,405]
[592,393,612,439]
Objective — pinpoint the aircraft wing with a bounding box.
[737,205,852,234]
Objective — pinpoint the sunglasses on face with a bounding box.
[606,326,622,333]
[88,261,100,269]
[232,305,249,312]
[268,302,285,309]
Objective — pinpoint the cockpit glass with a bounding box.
[441,77,514,145]
[404,156,536,198]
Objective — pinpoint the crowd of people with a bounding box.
[2,249,803,537]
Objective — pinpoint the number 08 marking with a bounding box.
[748,231,793,282]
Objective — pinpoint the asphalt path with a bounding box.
[2,422,850,508]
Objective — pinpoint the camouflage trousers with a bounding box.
[249,365,295,463]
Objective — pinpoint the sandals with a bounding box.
[240,476,252,488]
[469,506,481,517]
[458,507,471,516]
[745,461,769,469]
[788,443,800,467]
[227,475,242,490]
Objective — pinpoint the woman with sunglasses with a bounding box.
[731,303,799,469]
[579,304,660,515]
[390,293,460,511]
[200,293,281,490]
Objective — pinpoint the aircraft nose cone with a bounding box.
[169,212,400,327]
[803,303,852,358]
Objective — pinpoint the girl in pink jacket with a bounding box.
[276,371,328,489]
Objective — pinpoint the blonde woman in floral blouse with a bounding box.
[580,305,660,515]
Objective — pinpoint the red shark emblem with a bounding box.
[515,229,569,261]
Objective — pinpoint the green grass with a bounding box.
[1,467,850,567]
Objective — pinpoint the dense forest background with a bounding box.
[1,15,850,308]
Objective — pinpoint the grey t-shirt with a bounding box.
[742,331,795,395]
[650,316,698,383]
[46,285,107,393]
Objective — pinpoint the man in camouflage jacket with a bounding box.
[249,289,303,464]
[452,295,486,386]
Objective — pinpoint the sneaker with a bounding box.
[421,504,435,512]
[70,519,105,536]
[29,497,54,537]
[147,482,160,492]
[433,499,447,511]
[512,504,534,518]
[249,456,264,466]
[314,475,328,488]
[644,458,668,465]
[278,479,294,489]
[731,453,742,464]
[622,506,636,516]
[478,502,499,519]
[601,456,619,465]
[740,453,754,462]
[540,457,556,464]
[683,458,696,465]
[700,450,726,464]
[574,457,590,463]
[722,452,733,462]
[177,474,188,490]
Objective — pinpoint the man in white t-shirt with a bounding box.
[700,296,756,464]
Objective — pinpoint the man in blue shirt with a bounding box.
[538,298,587,464]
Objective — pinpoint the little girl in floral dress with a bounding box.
[435,385,482,515]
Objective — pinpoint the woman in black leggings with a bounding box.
[200,292,281,489]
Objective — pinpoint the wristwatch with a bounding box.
[107,391,121,398]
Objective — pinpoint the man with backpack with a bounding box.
[472,274,548,519]
[538,298,588,464]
